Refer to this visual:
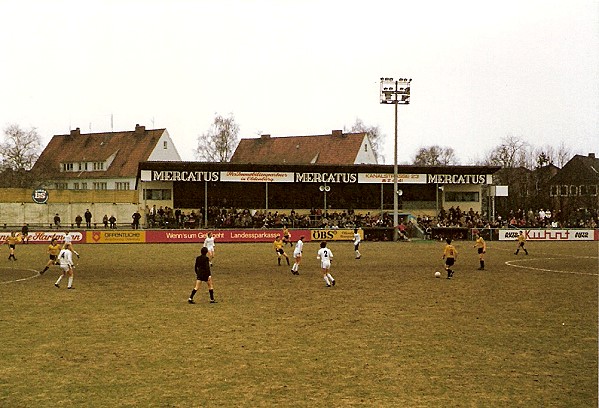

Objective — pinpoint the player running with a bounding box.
[291,235,304,275]
[40,237,62,274]
[4,231,19,261]
[202,232,216,266]
[514,231,529,255]
[317,241,336,287]
[54,243,75,289]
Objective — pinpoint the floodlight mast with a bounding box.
[379,77,411,241]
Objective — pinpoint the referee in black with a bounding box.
[188,247,217,304]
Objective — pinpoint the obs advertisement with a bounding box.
[499,229,596,241]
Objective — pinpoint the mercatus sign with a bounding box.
[152,170,219,182]
[295,173,357,183]
[427,174,489,184]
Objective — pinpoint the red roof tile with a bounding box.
[230,131,368,165]
[32,126,165,179]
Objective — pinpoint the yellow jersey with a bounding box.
[273,239,284,251]
[48,243,61,256]
[443,244,457,259]
[517,233,526,243]
[474,237,486,250]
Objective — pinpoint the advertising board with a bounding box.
[498,229,595,241]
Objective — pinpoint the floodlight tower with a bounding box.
[380,77,411,241]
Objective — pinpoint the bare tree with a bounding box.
[194,114,240,162]
[412,145,458,166]
[0,124,42,188]
[1,124,41,171]
[345,118,384,163]
[555,141,572,168]
[481,135,529,168]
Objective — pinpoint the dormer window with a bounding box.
[62,163,74,172]
[93,162,104,171]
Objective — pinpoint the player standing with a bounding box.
[203,232,215,266]
[473,233,486,270]
[4,231,19,261]
[40,238,62,274]
[273,235,290,266]
[353,228,362,259]
[442,238,458,279]
[188,247,217,304]
[317,241,336,287]
[514,231,529,255]
[291,235,304,275]
[282,226,292,247]
[55,243,75,289]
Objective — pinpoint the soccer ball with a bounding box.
[434,271,441,278]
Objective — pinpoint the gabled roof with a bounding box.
[549,154,599,184]
[32,125,168,179]
[230,131,373,165]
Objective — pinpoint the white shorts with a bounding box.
[293,250,302,257]
[320,260,331,270]
[60,264,71,273]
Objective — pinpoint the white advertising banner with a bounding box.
[358,173,427,184]
[499,229,595,241]
[220,171,294,183]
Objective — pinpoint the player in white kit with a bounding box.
[316,241,336,287]
[202,232,215,266]
[291,235,304,275]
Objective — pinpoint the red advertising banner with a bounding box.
[145,229,313,243]
[0,231,86,244]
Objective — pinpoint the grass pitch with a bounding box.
[0,240,597,407]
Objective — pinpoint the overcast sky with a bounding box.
[1,0,597,164]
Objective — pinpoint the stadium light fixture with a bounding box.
[380,76,411,241]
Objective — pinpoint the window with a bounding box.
[55,183,68,190]
[93,182,107,190]
[561,185,569,196]
[81,182,88,190]
[569,185,578,196]
[444,191,480,202]
[93,162,105,171]
[144,189,172,200]
[550,185,558,196]
[73,183,79,190]
[589,185,597,196]
[115,182,130,190]
[364,143,368,152]
[579,185,587,195]
[163,141,168,149]
[62,163,74,172]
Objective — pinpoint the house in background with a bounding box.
[31,124,181,191]
[548,153,599,218]
[230,130,378,165]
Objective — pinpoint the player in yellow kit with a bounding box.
[442,238,458,279]
[40,238,62,274]
[514,231,529,255]
[4,231,20,261]
[473,232,486,270]
[273,235,290,266]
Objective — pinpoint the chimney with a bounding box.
[135,124,145,134]
[260,134,271,140]
[70,127,80,137]
[589,153,596,158]
[332,130,343,137]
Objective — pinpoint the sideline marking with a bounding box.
[0,266,41,285]
[505,258,598,276]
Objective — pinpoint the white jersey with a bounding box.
[64,233,73,245]
[353,233,361,245]
[293,239,304,257]
[203,236,215,251]
[57,248,73,268]
[317,247,333,269]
